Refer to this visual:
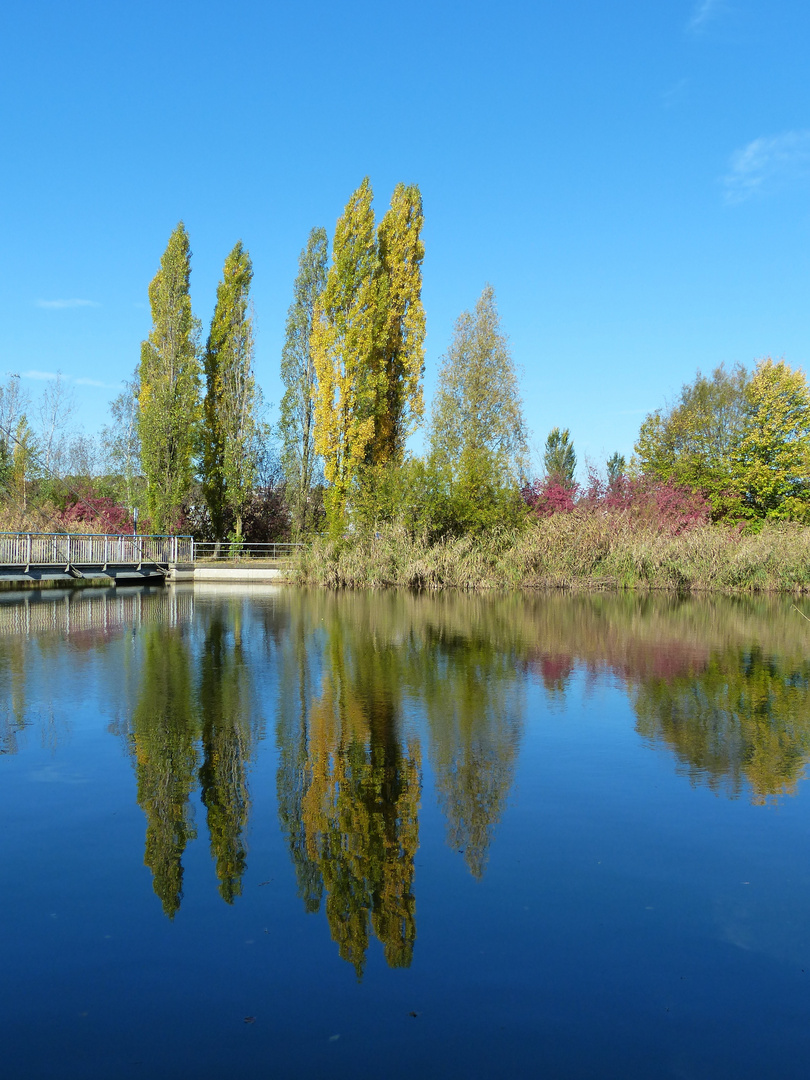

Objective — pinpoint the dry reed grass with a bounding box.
[291,512,810,593]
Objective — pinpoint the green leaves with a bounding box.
[279,227,328,536]
[202,241,260,539]
[137,222,201,533]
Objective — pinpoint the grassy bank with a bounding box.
[290,513,810,593]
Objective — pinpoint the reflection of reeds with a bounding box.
[292,517,810,594]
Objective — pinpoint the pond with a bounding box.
[2,584,810,1078]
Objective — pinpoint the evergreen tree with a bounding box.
[137,223,200,533]
[606,452,626,484]
[312,178,379,535]
[279,227,328,536]
[428,285,527,532]
[366,183,426,466]
[202,241,260,540]
[543,427,576,488]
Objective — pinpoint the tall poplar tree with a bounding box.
[367,183,426,466]
[138,223,200,533]
[202,241,260,540]
[312,178,379,534]
[279,227,328,536]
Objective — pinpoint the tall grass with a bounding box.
[290,512,810,593]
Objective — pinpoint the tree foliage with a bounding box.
[634,364,748,518]
[427,285,527,533]
[366,182,426,466]
[137,222,200,532]
[279,227,328,536]
[202,241,261,539]
[543,427,576,488]
[312,179,379,534]
[733,357,810,522]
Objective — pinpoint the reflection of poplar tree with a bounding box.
[197,611,253,903]
[130,626,198,918]
[634,647,810,804]
[278,596,420,978]
[276,614,323,913]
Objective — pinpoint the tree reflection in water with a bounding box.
[3,586,810,953]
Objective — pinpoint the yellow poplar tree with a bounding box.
[312,178,379,534]
[367,183,426,466]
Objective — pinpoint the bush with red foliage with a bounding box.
[521,477,579,517]
[523,466,710,535]
[57,495,134,535]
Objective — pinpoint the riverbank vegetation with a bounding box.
[2,177,810,593]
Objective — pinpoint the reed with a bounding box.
[290,513,810,593]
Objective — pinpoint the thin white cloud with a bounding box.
[74,377,124,389]
[688,0,726,32]
[21,369,59,381]
[35,298,101,309]
[723,130,810,203]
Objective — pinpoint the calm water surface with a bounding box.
[2,585,810,1078]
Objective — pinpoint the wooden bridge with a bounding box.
[0,533,193,584]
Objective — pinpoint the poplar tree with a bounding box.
[543,427,576,489]
[279,227,328,536]
[312,178,379,534]
[138,223,200,533]
[367,183,426,466]
[202,241,260,540]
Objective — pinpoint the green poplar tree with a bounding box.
[279,227,328,536]
[543,428,576,489]
[137,223,200,533]
[312,178,379,535]
[202,241,260,540]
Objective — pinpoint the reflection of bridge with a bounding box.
[0,533,193,584]
[0,586,195,639]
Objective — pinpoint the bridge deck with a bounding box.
[0,533,193,584]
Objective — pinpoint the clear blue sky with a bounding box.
[2,0,808,476]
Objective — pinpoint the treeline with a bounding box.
[2,176,810,543]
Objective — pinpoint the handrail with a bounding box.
[0,533,194,566]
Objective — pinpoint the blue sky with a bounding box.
[2,0,809,475]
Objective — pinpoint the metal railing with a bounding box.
[193,541,303,563]
[0,533,194,566]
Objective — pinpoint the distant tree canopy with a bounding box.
[634,359,810,523]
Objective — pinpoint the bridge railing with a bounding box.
[193,541,303,563]
[0,533,194,565]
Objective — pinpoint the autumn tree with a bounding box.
[366,183,426,466]
[201,241,261,540]
[279,227,328,536]
[137,222,201,533]
[427,285,528,532]
[732,358,810,521]
[312,178,379,535]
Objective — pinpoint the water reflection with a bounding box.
[2,586,810,968]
